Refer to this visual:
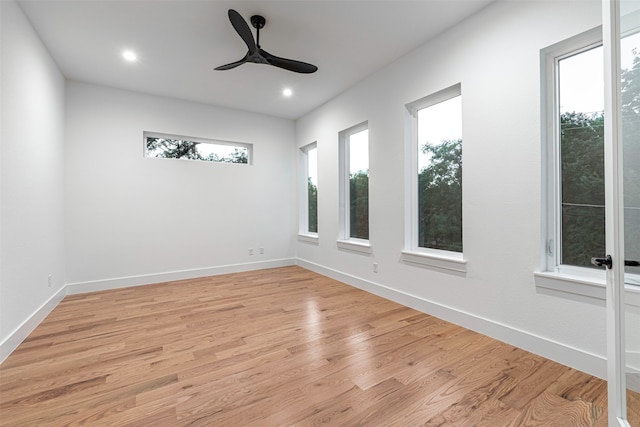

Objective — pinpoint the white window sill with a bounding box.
[534,271,640,307]
[336,239,372,255]
[400,250,467,274]
[298,234,319,245]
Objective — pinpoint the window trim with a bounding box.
[402,83,465,273]
[337,238,372,255]
[298,142,319,241]
[338,121,371,253]
[534,272,640,307]
[540,28,606,280]
[143,131,252,165]
[540,27,602,275]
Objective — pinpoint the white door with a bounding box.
[603,1,640,425]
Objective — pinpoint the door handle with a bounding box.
[591,255,613,269]
[591,256,640,269]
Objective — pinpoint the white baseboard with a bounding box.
[0,285,67,364]
[66,258,296,295]
[1,257,607,381]
[296,258,607,380]
[0,259,295,364]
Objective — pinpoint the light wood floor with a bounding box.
[1,266,638,426]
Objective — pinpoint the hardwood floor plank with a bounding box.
[458,396,522,427]
[350,369,458,426]
[500,359,572,411]
[0,266,622,426]
[546,368,608,409]
[119,408,178,427]
[513,392,601,426]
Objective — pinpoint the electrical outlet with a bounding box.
[248,248,254,256]
[259,247,264,255]
[373,262,378,273]
[48,274,52,287]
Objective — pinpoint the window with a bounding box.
[402,84,464,272]
[338,122,370,253]
[538,27,640,300]
[144,131,251,164]
[299,142,318,237]
[623,29,640,286]
[541,29,604,277]
[417,93,462,252]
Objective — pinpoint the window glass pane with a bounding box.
[307,146,318,233]
[349,129,369,239]
[417,95,462,252]
[146,136,249,164]
[622,31,640,281]
[558,46,605,268]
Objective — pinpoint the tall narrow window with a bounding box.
[538,27,640,298]
[417,93,462,253]
[543,28,640,278]
[299,142,318,235]
[349,128,369,239]
[541,29,605,275]
[557,44,605,269]
[403,85,465,272]
[307,145,318,233]
[621,29,640,283]
[338,122,370,251]
[303,142,318,233]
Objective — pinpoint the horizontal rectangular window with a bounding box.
[144,131,251,164]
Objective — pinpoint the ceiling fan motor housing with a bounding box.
[250,15,265,29]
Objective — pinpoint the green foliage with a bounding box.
[622,50,640,272]
[560,112,605,267]
[146,138,248,164]
[224,148,249,164]
[622,51,640,208]
[350,171,369,239]
[147,137,201,160]
[308,178,318,233]
[418,139,462,252]
[559,50,640,270]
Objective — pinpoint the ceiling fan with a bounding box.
[215,9,318,74]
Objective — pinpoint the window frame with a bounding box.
[401,84,466,274]
[298,142,319,243]
[337,121,372,254]
[536,27,640,306]
[540,27,603,280]
[144,131,252,165]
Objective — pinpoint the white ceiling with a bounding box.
[17,0,493,120]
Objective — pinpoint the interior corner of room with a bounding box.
[1,0,638,424]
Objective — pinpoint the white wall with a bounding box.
[0,0,619,378]
[296,1,608,377]
[0,0,66,355]
[64,82,296,289]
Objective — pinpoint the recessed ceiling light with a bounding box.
[282,88,293,97]
[122,50,137,62]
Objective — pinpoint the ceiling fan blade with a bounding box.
[214,54,249,71]
[260,49,317,74]
[228,9,257,54]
